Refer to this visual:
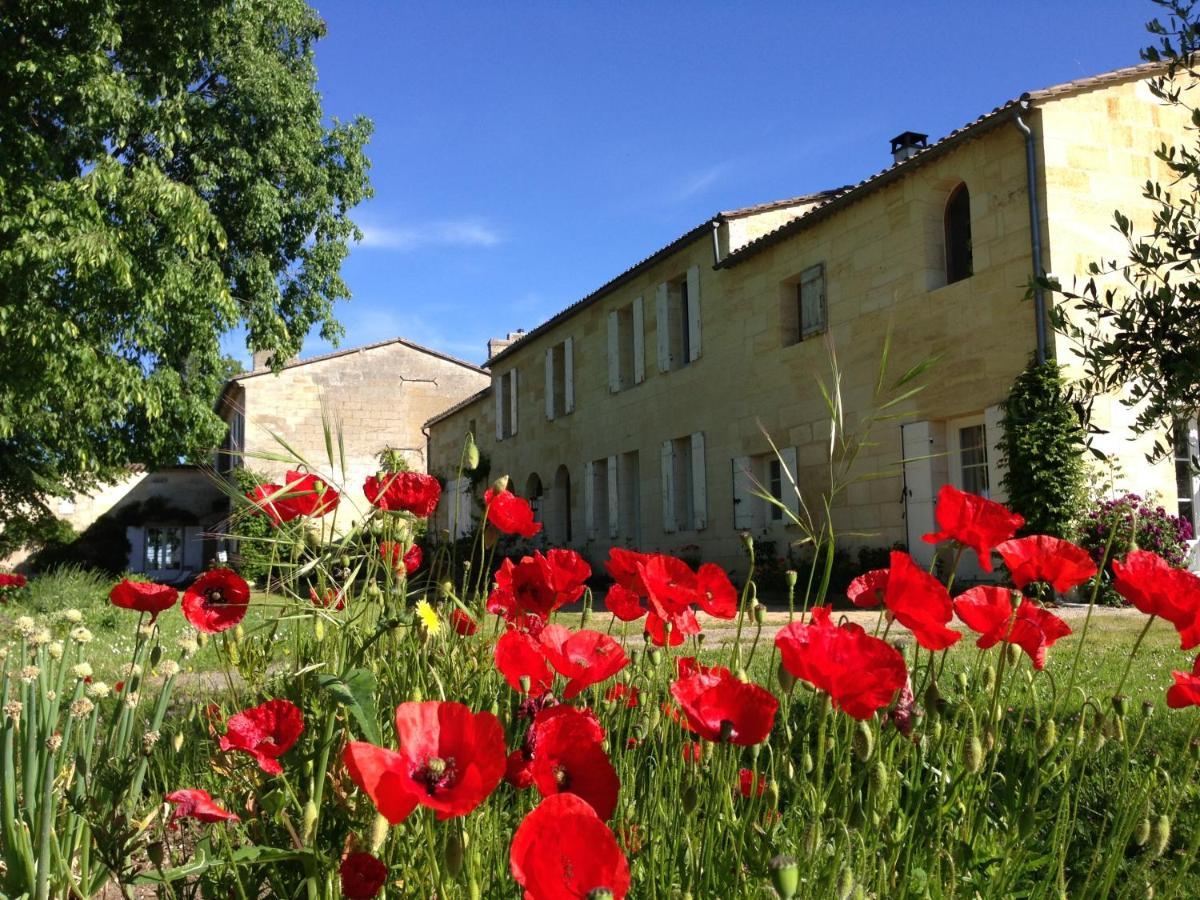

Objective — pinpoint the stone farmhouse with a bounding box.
[425,62,1195,576]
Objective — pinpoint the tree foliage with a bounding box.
[1049,1,1200,457]
[998,359,1087,538]
[0,0,372,537]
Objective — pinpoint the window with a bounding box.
[767,459,784,522]
[656,267,701,372]
[662,433,707,532]
[544,339,574,419]
[781,263,826,346]
[945,183,973,284]
[525,473,544,521]
[955,422,990,497]
[608,299,645,391]
[732,448,799,530]
[218,409,245,474]
[494,369,518,440]
[144,526,183,570]
[1174,418,1199,529]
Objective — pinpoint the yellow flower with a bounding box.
[415,599,441,636]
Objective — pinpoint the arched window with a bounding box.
[524,473,544,521]
[944,183,973,284]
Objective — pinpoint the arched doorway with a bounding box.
[525,473,544,524]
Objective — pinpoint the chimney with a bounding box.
[487,330,527,361]
[889,131,928,164]
[251,349,298,370]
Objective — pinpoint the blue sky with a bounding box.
[231,0,1155,368]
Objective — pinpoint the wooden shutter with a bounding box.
[731,456,755,529]
[607,310,620,392]
[902,421,947,567]
[607,455,620,539]
[544,347,555,420]
[690,431,707,530]
[494,377,504,441]
[660,440,676,533]
[632,296,646,383]
[583,460,596,539]
[686,265,702,362]
[984,404,1007,504]
[509,368,518,435]
[779,446,801,517]
[564,337,575,413]
[656,284,670,372]
[800,264,826,337]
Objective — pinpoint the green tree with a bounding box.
[1049,1,1199,458]
[0,0,372,543]
[998,359,1087,538]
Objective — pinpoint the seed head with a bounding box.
[69,627,93,644]
[70,698,95,718]
[87,681,111,699]
[4,700,22,721]
[72,662,93,680]
[159,660,181,678]
[19,665,39,683]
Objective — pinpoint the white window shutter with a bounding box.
[494,377,504,441]
[656,283,670,372]
[564,337,575,413]
[686,265,702,362]
[607,310,621,393]
[902,421,944,567]
[607,455,620,538]
[583,460,596,540]
[660,440,676,533]
[779,446,801,517]
[984,404,1007,504]
[632,296,646,383]
[544,348,555,420]
[509,368,518,435]
[127,526,145,572]
[731,456,755,529]
[690,431,707,530]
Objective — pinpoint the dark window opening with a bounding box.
[945,183,973,284]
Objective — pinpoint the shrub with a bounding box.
[1078,492,1193,604]
[228,468,278,584]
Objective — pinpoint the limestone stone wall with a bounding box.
[230,340,489,517]
[427,71,1186,574]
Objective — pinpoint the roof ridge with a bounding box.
[234,336,487,381]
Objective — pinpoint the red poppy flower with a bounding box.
[363,471,441,518]
[846,568,888,608]
[605,547,653,595]
[638,554,698,618]
[922,484,1024,571]
[109,579,178,623]
[451,609,479,636]
[1167,655,1200,708]
[696,563,738,619]
[604,583,645,621]
[883,551,961,650]
[510,793,631,900]
[506,749,535,789]
[0,572,27,590]
[219,699,304,775]
[182,568,251,634]
[484,487,543,537]
[644,608,700,647]
[995,535,1098,593]
[530,704,605,747]
[538,625,629,699]
[681,741,703,763]
[738,768,767,798]
[669,666,778,745]
[605,683,639,708]
[249,471,339,524]
[775,605,908,719]
[495,630,554,696]
[379,541,422,576]
[1112,550,1200,649]
[340,852,388,900]
[309,586,346,611]
[165,788,239,824]
[952,587,1072,669]
[343,701,506,823]
[529,710,620,820]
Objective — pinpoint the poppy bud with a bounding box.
[740,531,754,553]
[1134,817,1151,847]
[736,667,749,683]
[410,686,423,702]
[753,604,766,625]
[149,645,162,667]
[776,661,796,692]
[1141,699,1155,718]
[519,675,532,693]
[629,648,641,667]
[465,433,480,471]
[836,762,851,783]
[801,750,814,775]
[1005,644,1021,667]
[648,704,661,730]
[1149,814,1171,858]
[836,866,855,900]
[982,665,996,693]
[365,582,382,600]
[1036,719,1057,755]
[923,680,942,715]
[370,813,390,852]
[853,721,874,762]
[172,733,184,752]
[955,671,969,692]
[785,569,798,588]
[929,719,942,742]
[444,831,465,877]
[648,648,663,666]
[581,607,591,629]
[489,700,500,718]
[1111,694,1129,717]
[964,735,984,774]
[301,800,318,844]
[197,631,208,648]
[438,580,454,599]
[304,528,322,551]
[314,619,325,642]
[587,890,615,900]
[769,853,799,899]
[984,728,996,753]
[767,779,780,806]
[490,475,510,494]
[869,761,888,798]
[147,841,165,867]
[682,782,699,814]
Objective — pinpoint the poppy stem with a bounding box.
[1113,614,1156,700]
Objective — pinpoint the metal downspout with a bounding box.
[1013,95,1048,364]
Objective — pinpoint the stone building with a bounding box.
[425,62,1194,576]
